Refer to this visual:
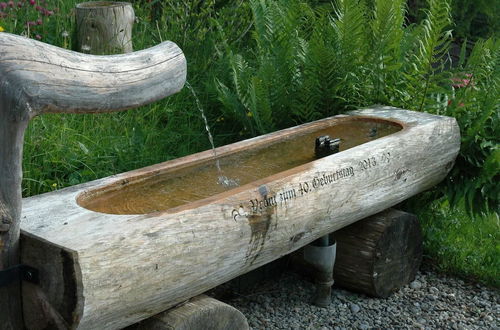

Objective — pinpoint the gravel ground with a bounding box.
[215,269,499,330]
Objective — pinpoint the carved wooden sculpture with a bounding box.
[0,32,186,329]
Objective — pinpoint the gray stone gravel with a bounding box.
[216,270,499,330]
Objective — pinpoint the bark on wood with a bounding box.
[126,295,249,330]
[76,1,135,55]
[0,32,186,329]
[332,209,423,298]
[20,107,460,329]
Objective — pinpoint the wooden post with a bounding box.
[333,209,423,298]
[0,106,29,330]
[126,295,249,330]
[0,32,186,329]
[76,1,135,54]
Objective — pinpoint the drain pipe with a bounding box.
[304,234,336,307]
[302,135,341,307]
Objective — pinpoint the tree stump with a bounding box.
[291,209,422,298]
[333,209,423,298]
[126,295,249,330]
[76,1,135,54]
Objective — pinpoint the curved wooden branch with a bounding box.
[0,32,186,329]
[0,33,187,117]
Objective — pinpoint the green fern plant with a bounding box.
[217,0,317,135]
[368,0,406,103]
[403,0,453,111]
[444,38,500,213]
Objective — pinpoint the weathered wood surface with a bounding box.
[126,295,249,330]
[76,1,135,55]
[0,116,28,330]
[0,32,186,329]
[0,33,186,116]
[333,209,422,297]
[20,107,460,329]
[291,209,422,298]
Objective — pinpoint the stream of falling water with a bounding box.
[185,82,239,188]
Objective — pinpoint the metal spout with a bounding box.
[315,136,341,158]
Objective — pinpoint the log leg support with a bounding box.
[126,294,249,330]
[291,209,422,298]
[303,234,336,307]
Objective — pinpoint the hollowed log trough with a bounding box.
[21,108,459,329]
[1,34,460,329]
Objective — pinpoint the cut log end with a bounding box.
[333,209,423,298]
[126,295,249,330]
[76,1,135,55]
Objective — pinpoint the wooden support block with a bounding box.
[291,209,422,298]
[126,295,249,330]
[334,209,423,298]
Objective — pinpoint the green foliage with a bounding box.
[368,0,406,103]
[443,39,500,214]
[217,0,318,135]
[416,199,499,287]
[216,0,498,213]
[16,0,254,196]
[402,0,453,112]
[451,0,500,41]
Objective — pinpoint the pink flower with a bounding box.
[26,20,35,27]
[0,2,7,10]
[35,34,41,40]
[36,18,42,25]
[7,0,13,7]
[17,1,23,7]
[451,73,474,88]
[29,0,35,4]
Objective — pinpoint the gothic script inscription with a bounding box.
[231,151,392,220]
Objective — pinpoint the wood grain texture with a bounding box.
[20,107,460,329]
[0,109,28,330]
[126,295,249,330]
[76,1,135,54]
[333,209,423,298]
[0,33,186,116]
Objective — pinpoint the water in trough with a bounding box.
[80,118,401,215]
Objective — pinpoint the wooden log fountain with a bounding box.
[19,106,460,329]
[0,32,186,330]
[1,31,460,330]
